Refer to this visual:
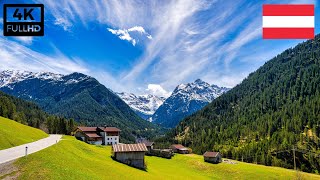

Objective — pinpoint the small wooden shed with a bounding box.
[143,141,154,154]
[170,144,189,154]
[112,143,148,169]
[203,151,222,164]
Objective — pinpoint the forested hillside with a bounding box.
[0,72,160,143]
[0,91,75,135]
[163,35,320,173]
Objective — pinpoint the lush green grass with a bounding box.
[16,136,320,180]
[0,116,48,150]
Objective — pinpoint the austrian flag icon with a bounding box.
[263,4,314,39]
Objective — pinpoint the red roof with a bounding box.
[203,152,220,158]
[85,133,102,138]
[98,127,121,132]
[78,127,97,132]
[113,143,148,152]
[171,144,186,149]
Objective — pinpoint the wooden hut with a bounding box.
[203,151,222,163]
[112,143,148,169]
[143,141,154,154]
[170,144,189,154]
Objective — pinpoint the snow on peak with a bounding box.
[116,92,166,117]
[0,70,64,88]
[0,70,91,88]
[172,79,229,102]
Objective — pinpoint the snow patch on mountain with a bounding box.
[152,79,230,127]
[0,70,64,88]
[116,92,166,120]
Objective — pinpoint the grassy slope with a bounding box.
[0,116,48,150]
[16,136,320,180]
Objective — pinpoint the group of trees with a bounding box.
[0,91,76,135]
[160,35,320,173]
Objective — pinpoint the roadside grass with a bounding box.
[16,136,320,180]
[0,116,48,150]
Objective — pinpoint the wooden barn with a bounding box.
[142,141,154,154]
[203,151,222,164]
[112,143,148,169]
[170,144,189,154]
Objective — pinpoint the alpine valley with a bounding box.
[0,70,159,142]
[161,35,320,173]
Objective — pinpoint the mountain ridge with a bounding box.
[0,70,158,142]
[152,79,229,128]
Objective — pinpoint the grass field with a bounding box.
[0,116,48,150]
[15,136,320,180]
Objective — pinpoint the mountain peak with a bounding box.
[116,92,166,120]
[152,80,230,127]
[194,79,205,84]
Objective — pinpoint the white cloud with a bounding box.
[146,84,170,97]
[13,37,33,45]
[108,26,152,46]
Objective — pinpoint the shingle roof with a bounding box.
[78,127,97,132]
[171,144,186,149]
[98,127,121,132]
[85,133,102,138]
[112,143,148,152]
[203,151,220,158]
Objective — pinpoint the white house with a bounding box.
[75,126,120,145]
[97,127,121,145]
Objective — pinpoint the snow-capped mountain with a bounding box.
[116,92,166,120]
[0,70,155,142]
[0,70,64,88]
[152,79,230,128]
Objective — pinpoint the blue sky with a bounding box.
[0,0,318,97]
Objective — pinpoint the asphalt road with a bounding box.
[0,134,62,164]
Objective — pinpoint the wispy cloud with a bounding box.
[7,0,315,95]
[13,37,34,45]
[108,26,152,46]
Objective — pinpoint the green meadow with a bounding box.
[0,116,48,150]
[15,136,320,180]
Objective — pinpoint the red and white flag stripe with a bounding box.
[263,4,314,39]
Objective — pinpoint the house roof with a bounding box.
[77,126,121,133]
[77,127,97,132]
[203,151,220,158]
[143,141,154,147]
[112,143,148,152]
[98,127,121,132]
[171,144,186,149]
[84,133,102,138]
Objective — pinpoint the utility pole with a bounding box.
[292,145,296,171]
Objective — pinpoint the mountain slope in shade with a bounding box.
[152,79,229,128]
[116,92,165,120]
[0,70,158,142]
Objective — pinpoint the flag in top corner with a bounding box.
[263,4,314,39]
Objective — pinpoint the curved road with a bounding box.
[0,134,62,164]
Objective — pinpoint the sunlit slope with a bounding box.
[16,136,320,180]
[0,116,48,150]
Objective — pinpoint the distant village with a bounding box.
[75,126,222,169]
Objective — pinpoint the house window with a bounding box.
[115,138,117,140]
[107,138,109,140]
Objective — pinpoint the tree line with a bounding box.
[0,91,76,135]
